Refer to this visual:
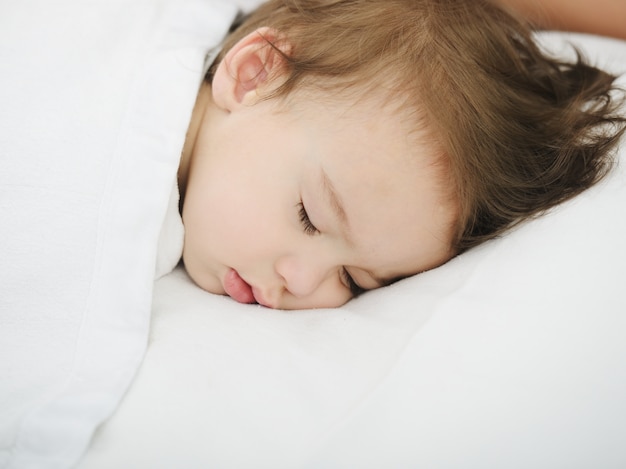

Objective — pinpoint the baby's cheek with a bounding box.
[181,245,224,295]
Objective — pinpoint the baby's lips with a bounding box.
[223,268,255,304]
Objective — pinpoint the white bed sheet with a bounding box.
[79,33,626,469]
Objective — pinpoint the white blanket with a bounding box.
[0,1,237,467]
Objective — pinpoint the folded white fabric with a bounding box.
[0,1,237,468]
[154,182,185,280]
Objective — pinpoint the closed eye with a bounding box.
[297,201,319,236]
[341,267,365,297]
[298,200,363,297]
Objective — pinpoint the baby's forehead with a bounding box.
[290,83,433,142]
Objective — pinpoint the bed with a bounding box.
[1,1,625,468]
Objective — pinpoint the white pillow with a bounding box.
[0,1,237,468]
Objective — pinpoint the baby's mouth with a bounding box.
[223,268,256,304]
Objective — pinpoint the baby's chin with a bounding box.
[181,257,225,296]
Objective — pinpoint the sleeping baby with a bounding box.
[174,0,626,309]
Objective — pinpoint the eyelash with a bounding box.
[297,200,364,297]
[297,201,320,236]
[341,268,365,297]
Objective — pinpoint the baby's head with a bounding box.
[179,0,625,309]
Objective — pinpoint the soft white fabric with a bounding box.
[0,1,237,468]
[154,182,185,280]
[153,43,225,280]
[78,33,626,469]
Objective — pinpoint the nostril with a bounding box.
[274,256,329,299]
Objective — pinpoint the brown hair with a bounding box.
[208,0,626,253]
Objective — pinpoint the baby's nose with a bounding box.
[274,255,334,298]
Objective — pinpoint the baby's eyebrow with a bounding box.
[320,168,353,245]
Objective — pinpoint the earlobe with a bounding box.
[211,27,290,110]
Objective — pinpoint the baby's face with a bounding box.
[181,89,456,309]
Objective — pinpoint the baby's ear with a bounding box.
[212,27,291,110]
